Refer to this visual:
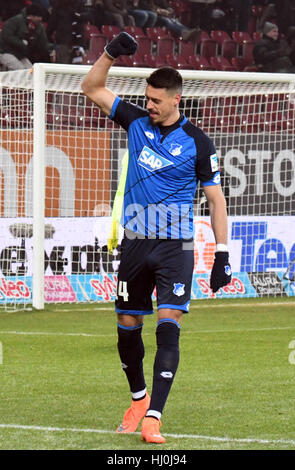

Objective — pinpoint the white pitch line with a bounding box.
[50,300,295,313]
[0,324,295,339]
[0,423,294,447]
[0,330,111,338]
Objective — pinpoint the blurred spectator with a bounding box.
[253,22,295,73]
[30,0,51,21]
[127,0,158,28]
[258,1,295,34]
[103,0,136,28]
[47,0,89,63]
[154,0,200,40]
[129,0,158,28]
[82,1,106,29]
[287,26,295,67]
[187,0,216,29]
[0,4,51,70]
[232,0,252,32]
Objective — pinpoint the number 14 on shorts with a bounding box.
[116,280,129,301]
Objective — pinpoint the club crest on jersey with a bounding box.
[138,146,174,172]
[173,283,185,297]
[169,143,182,156]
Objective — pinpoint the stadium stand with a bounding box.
[0,1,294,73]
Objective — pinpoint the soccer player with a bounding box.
[82,32,232,444]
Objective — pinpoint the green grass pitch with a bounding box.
[0,297,294,450]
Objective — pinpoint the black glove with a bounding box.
[104,32,138,60]
[210,251,232,293]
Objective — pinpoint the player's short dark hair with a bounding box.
[146,67,183,95]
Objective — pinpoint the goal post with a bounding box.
[33,63,46,310]
[0,63,295,310]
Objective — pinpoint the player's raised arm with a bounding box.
[81,32,138,116]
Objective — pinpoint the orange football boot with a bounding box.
[141,416,166,444]
[116,393,150,433]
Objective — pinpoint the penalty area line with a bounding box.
[0,423,294,447]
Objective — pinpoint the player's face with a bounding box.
[145,85,181,126]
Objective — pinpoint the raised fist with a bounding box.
[104,32,138,60]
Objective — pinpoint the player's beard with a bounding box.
[148,112,162,126]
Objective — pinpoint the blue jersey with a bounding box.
[109,97,220,239]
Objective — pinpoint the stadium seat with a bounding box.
[124,26,146,39]
[210,30,238,58]
[259,112,285,132]
[252,31,263,41]
[241,40,256,63]
[187,55,214,70]
[196,30,210,43]
[238,113,260,133]
[101,25,121,40]
[199,39,218,59]
[136,37,153,56]
[201,115,237,134]
[131,52,148,67]
[89,35,107,55]
[146,27,171,40]
[142,54,166,68]
[145,27,171,55]
[221,39,238,59]
[115,55,133,67]
[231,57,248,71]
[82,50,97,65]
[210,30,231,46]
[209,56,236,71]
[165,54,193,69]
[282,100,295,127]
[232,31,252,45]
[201,96,237,120]
[157,37,175,57]
[177,39,196,58]
[84,24,100,43]
[81,97,99,128]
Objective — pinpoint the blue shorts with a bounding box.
[115,234,194,315]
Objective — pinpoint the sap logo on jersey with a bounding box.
[138,146,174,172]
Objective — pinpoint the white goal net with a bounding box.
[0,64,295,310]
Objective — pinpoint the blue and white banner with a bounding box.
[0,216,295,303]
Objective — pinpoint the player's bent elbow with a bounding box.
[81,82,106,111]
[81,78,94,97]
